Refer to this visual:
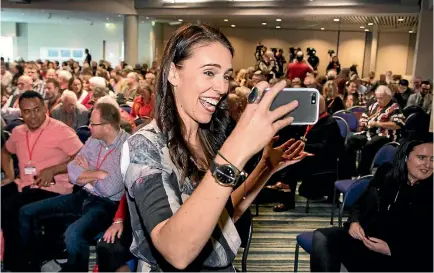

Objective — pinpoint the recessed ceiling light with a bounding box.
[224,19,229,22]
[262,22,267,25]
[118,14,122,17]
[321,27,325,30]
[106,17,109,20]
[409,30,414,33]
[178,19,183,22]
[309,0,313,1]
[276,18,282,22]
[398,18,404,22]
[368,22,374,26]
[364,29,369,32]
[333,18,340,22]
[231,24,236,27]
[142,21,145,23]
[41,10,45,12]
[146,17,149,19]
[276,26,281,28]
[360,26,365,28]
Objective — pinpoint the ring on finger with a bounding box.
[247,87,261,104]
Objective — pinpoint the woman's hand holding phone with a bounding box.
[221,80,298,169]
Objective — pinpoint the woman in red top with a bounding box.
[130,84,154,125]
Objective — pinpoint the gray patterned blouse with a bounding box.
[121,120,241,272]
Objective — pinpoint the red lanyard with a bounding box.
[95,144,115,170]
[48,97,62,115]
[304,112,328,138]
[26,120,49,162]
[327,98,335,108]
[13,97,19,108]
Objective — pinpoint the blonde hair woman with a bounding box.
[323,80,345,114]
[235,69,248,87]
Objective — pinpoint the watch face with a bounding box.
[215,165,236,185]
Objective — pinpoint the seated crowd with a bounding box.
[0,24,432,272]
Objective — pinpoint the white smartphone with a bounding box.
[268,88,320,125]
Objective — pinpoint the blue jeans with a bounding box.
[19,189,118,272]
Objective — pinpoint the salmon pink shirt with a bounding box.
[5,116,83,194]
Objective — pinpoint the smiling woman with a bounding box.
[121,24,301,272]
[310,132,433,272]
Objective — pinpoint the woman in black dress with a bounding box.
[310,133,433,272]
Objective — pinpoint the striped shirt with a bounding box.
[68,129,130,201]
[357,101,405,141]
[33,79,46,98]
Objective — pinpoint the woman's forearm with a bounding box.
[233,168,273,222]
[378,121,400,130]
[231,160,268,208]
[150,138,251,270]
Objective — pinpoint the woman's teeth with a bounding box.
[200,97,219,106]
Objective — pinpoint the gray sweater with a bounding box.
[51,103,89,130]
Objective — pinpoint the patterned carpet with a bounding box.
[83,189,340,272]
[233,196,340,272]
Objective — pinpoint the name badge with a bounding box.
[24,165,37,175]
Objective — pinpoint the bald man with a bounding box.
[286,51,313,82]
[271,96,345,211]
[1,75,34,123]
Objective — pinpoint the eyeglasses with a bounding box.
[89,122,107,127]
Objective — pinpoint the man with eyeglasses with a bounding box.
[18,101,130,271]
[1,75,33,123]
[407,80,432,114]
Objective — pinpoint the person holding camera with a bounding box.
[326,55,341,74]
[120,24,304,272]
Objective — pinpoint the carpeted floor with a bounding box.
[233,196,340,272]
[84,190,340,272]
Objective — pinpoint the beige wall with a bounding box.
[221,27,339,73]
[161,25,415,78]
[338,32,366,73]
[163,25,341,73]
[376,32,411,76]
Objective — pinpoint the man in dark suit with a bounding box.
[271,96,345,211]
[84,48,92,65]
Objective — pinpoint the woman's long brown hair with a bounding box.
[155,24,233,183]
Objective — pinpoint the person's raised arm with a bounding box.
[232,138,306,221]
[133,80,298,270]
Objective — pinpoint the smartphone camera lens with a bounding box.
[311,93,317,104]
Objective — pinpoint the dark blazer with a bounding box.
[304,114,345,171]
[346,163,433,272]
[326,97,345,115]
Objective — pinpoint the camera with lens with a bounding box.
[306,47,316,56]
[255,44,264,60]
[328,49,335,57]
[311,92,317,105]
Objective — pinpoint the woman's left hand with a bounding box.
[361,236,391,256]
[261,137,307,175]
[103,221,124,244]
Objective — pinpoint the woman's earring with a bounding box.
[405,156,408,162]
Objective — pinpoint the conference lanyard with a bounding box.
[95,144,115,170]
[301,112,328,142]
[26,120,50,162]
[48,97,62,114]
